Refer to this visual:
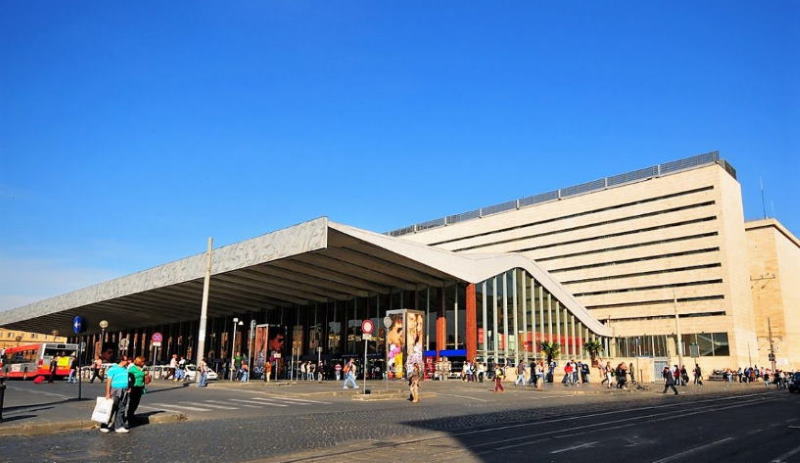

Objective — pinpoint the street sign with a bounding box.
[273,353,282,359]
[119,338,129,351]
[361,319,374,335]
[383,316,392,329]
[363,334,373,341]
[317,347,323,353]
[72,316,85,334]
[151,332,163,343]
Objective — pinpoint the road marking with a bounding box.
[436,393,489,403]
[550,441,598,454]
[183,401,238,410]
[651,437,734,463]
[139,405,184,414]
[771,444,800,463]
[7,386,69,399]
[230,398,288,407]
[150,402,211,412]
[250,397,312,405]
[204,399,260,409]
[263,396,329,404]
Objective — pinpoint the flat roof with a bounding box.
[0,218,610,337]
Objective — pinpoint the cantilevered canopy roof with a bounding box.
[0,218,611,336]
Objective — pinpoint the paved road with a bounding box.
[1,381,798,462]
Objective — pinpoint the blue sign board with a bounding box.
[72,316,85,334]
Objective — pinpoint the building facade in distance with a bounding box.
[395,152,798,373]
[0,328,65,349]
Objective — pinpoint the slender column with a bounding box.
[454,285,459,348]
[512,271,519,362]
[436,287,446,358]
[521,273,528,362]
[555,301,561,357]
[196,237,213,369]
[465,283,477,362]
[492,278,499,360]
[481,281,488,356]
[570,314,576,359]
[502,273,509,360]
[425,288,431,351]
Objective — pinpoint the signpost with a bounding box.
[151,332,163,367]
[72,316,85,400]
[361,320,374,395]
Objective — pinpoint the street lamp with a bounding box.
[98,320,109,358]
[230,318,244,381]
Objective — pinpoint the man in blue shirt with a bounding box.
[101,355,131,433]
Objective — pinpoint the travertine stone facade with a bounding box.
[746,219,800,370]
[404,162,784,373]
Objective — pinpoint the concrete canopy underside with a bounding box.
[0,218,611,337]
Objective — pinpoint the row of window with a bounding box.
[550,247,720,273]
[572,279,723,297]
[537,231,719,262]
[615,332,730,357]
[561,263,722,285]
[432,185,715,247]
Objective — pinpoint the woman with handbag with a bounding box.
[126,356,150,426]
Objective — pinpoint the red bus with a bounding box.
[0,342,78,379]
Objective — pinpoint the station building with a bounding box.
[0,151,796,379]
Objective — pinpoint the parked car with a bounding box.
[184,364,218,381]
[789,372,800,393]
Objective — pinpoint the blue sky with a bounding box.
[1,2,797,310]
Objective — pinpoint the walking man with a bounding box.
[342,359,358,389]
[100,355,131,433]
[693,364,703,385]
[126,356,149,425]
[515,362,526,387]
[662,366,678,395]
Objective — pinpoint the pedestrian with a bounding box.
[197,357,209,387]
[343,359,358,389]
[680,365,689,386]
[176,356,186,382]
[317,361,324,382]
[616,363,628,390]
[100,355,131,433]
[478,362,486,383]
[493,364,505,392]
[408,362,422,403]
[334,362,342,381]
[563,361,574,386]
[535,361,544,389]
[662,366,678,395]
[48,353,59,383]
[166,354,178,381]
[67,354,78,384]
[264,361,272,383]
[126,356,150,425]
[515,362,526,387]
[581,362,590,384]
[628,362,635,385]
[693,364,703,385]
[240,363,249,382]
[90,356,104,383]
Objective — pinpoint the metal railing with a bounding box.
[387,151,729,237]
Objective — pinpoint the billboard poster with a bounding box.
[309,323,321,352]
[385,309,425,379]
[385,311,405,379]
[253,324,269,373]
[292,325,304,357]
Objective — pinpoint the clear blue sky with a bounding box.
[1,2,797,310]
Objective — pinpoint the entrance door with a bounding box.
[653,359,668,382]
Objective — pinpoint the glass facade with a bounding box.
[680,332,729,357]
[476,268,602,363]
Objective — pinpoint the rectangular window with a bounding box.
[712,332,729,356]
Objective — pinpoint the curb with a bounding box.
[0,412,186,437]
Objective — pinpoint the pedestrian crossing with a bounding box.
[140,395,331,414]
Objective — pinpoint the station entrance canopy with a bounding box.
[0,217,611,344]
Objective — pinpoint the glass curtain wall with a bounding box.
[475,268,603,364]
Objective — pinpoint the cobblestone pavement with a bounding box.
[2,380,796,463]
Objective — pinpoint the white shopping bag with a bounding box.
[91,397,114,424]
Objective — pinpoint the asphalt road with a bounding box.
[1,381,798,463]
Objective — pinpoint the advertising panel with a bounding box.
[253,324,269,373]
[385,309,425,379]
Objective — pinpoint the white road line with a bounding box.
[139,405,184,414]
[771,444,800,463]
[263,396,329,404]
[230,398,287,407]
[249,397,312,405]
[550,441,598,454]
[7,386,69,399]
[651,437,734,463]
[204,399,260,409]
[436,393,490,403]
[149,402,211,412]
[182,401,238,410]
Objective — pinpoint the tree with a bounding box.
[539,341,561,364]
[583,340,604,366]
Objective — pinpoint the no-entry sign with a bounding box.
[151,332,163,347]
[361,319,374,335]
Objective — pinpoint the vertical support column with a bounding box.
[570,314,576,359]
[454,285,459,348]
[520,272,528,363]
[492,277,499,360]
[481,281,488,357]
[425,288,430,351]
[547,293,553,343]
[502,273,509,361]
[512,271,519,363]
[555,301,561,358]
[436,287,446,359]
[465,283,477,363]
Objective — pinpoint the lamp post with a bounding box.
[99,320,108,359]
[230,318,243,381]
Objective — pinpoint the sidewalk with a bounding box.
[0,381,185,437]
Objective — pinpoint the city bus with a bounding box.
[0,342,78,379]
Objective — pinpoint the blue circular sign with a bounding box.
[72,316,85,334]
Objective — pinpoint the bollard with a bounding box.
[0,376,6,422]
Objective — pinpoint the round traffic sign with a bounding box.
[151,332,163,343]
[383,316,392,329]
[361,319,374,335]
[72,316,85,335]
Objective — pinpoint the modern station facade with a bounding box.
[1,151,797,378]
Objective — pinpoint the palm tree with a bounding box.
[583,340,604,366]
[539,341,561,364]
